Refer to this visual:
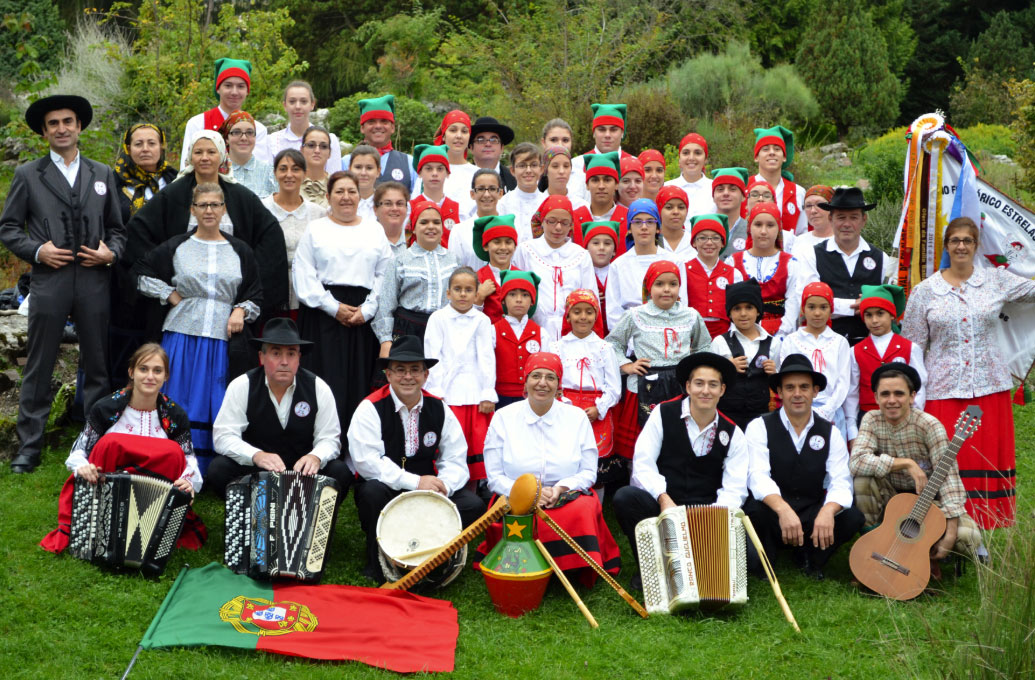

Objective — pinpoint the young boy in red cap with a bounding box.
[682,213,744,338]
[496,142,545,241]
[655,185,695,260]
[573,151,629,250]
[664,133,715,223]
[409,144,460,246]
[752,125,806,235]
[570,103,635,204]
[180,58,268,168]
[473,214,519,324]
[492,270,543,408]
[844,284,926,442]
[711,167,750,258]
[582,220,620,336]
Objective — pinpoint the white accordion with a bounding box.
[635,504,748,614]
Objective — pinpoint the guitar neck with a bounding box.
[908,429,966,522]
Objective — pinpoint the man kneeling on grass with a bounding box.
[849,364,983,562]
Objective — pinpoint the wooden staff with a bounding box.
[534,508,649,619]
[739,512,801,633]
[535,539,598,629]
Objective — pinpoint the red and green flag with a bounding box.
[139,563,458,673]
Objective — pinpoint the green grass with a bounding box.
[2,408,1033,679]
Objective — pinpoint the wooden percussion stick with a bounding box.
[382,496,510,591]
[534,508,649,619]
[739,514,801,633]
[535,539,599,629]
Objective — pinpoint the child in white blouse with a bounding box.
[424,267,497,483]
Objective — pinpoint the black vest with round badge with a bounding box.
[761,410,831,511]
[242,367,318,466]
[367,386,445,477]
[655,400,737,506]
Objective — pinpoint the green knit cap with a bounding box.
[581,220,620,247]
[358,95,396,124]
[500,270,542,318]
[858,284,906,318]
[689,213,730,245]
[710,167,750,194]
[213,58,252,98]
[753,125,795,180]
[412,143,451,174]
[591,103,627,131]
[473,214,519,263]
[584,151,621,182]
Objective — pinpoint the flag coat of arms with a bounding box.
[140,563,458,672]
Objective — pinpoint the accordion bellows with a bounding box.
[224,471,340,583]
[635,505,748,614]
[68,473,190,576]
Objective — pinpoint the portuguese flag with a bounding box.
[140,563,458,672]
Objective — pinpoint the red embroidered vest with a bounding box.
[493,318,542,397]
[684,258,735,320]
[572,204,628,255]
[477,265,515,325]
[853,333,913,411]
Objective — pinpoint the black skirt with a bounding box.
[637,365,681,427]
[298,285,378,444]
[393,307,431,342]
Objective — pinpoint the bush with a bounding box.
[615,83,684,157]
[1008,78,1035,193]
[325,91,438,153]
[853,127,908,208]
[0,0,65,81]
[955,123,1016,157]
[949,69,1015,127]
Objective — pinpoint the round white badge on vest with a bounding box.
[423,432,437,447]
[391,168,404,181]
[808,435,825,451]
[719,430,730,446]
[525,339,540,353]
[94,181,107,196]
[716,277,728,290]
[294,401,311,418]
[755,355,768,368]
[733,238,746,251]
[445,218,455,230]
[891,356,906,363]
[863,256,877,270]
[786,202,796,215]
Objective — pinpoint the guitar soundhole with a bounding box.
[899,518,921,539]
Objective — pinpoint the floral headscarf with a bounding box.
[113,124,176,215]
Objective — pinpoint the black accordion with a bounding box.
[68,473,191,576]
[224,471,341,583]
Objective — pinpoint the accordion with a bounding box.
[68,473,191,576]
[635,504,748,615]
[225,471,340,583]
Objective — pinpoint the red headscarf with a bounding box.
[433,109,471,147]
[525,352,563,382]
[638,149,665,169]
[679,133,709,157]
[655,185,688,215]
[408,200,442,243]
[800,281,834,328]
[746,202,783,251]
[561,288,604,338]
[642,260,681,303]
[530,195,574,239]
[620,157,644,178]
[218,110,256,142]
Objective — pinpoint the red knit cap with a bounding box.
[620,157,644,178]
[642,260,681,302]
[525,352,563,381]
[531,195,574,228]
[679,133,709,157]
[638,149,665,169]
[655,185,688,214]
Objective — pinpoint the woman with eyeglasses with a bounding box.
[604,198,676,331]
[219,111,276,198]
[300,126,333,207]
[373,180,411,257]
[135,182,262,468]
[791,185,835,261]
[901,216,1035,530]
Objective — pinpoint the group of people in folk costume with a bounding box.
[4,54,1032,589]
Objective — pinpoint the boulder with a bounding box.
[819,142,849,155]
[0,312,28,368]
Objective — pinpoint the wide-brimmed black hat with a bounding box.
[870,362,922,393]
[818,186,876,212]
[376,334,438,370]
[25,95,93,135]
[251,317,312,348]
[768,353,827,392]
[676,352,737,390]
[469,116,515,146]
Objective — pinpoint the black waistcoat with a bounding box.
[814,243,883,344]
[656,400,737,506]
[761,410,831,511]
[375,150,413,190]
[242,367,318,466]
[717,332,773,417]
[369,389,445,477]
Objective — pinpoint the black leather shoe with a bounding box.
[10,454,40,474]
[362,561,385,583]
[629,572,642,593]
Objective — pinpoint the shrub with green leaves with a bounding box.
[0,0,65,84]
[325,92,438,154]
[614,83,684,158]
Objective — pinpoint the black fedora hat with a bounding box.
[768,353,827,392]
[376,335,438,370]
[25,95,93,135]
[469,116,515,146]
[251,317,312,347]
[676,352,737,390]
[818,186,876,212]
[870,362,922,393]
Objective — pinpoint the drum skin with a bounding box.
[377,490,467,589]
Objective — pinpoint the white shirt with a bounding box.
[790,231,831,263]
[664,174,715,225]
[752,173,807,234]
[779,327,851,422]
[292,216,392,320]
[659,230,697,263]
[745,408,854,509]
[346,387,469,494]
[632,399,749,508]
[844,332,927,439]
[724,250,811,337]
[483,400,599,497]
[512,237,596,344]
[549,332,621,417]
[49,150,80,186]
[213,372,341,468]
[496,187,545,243]
[424,305,497,405]
[605,249,679,332]
[442,162,479,218]
[265,125,341,173]
[797,236,896,319]
[710,323,782,369]
[446,216,486,270]
[180,106,269,169]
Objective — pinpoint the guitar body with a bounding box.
[849,493,947,601]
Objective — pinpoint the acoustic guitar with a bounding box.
[849,405,982,600]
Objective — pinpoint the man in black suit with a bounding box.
[0,95,125,472]
[469,117,517,192]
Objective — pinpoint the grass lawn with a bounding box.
[2,407,1033,679]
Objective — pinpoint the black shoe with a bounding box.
[807,567,825,581]
[629,572,642,593]
[10,453,40,474]
[791,549,810,575]
[362,561,385,583]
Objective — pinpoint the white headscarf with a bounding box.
[178,129,236,182]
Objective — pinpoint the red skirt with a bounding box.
[563,388,614,458]
[41,433,207,553]
[450,404,492,481]
[474,490,622,587]
[926,391,1016,529]
[704,318,730,339]
[612,390,641,460]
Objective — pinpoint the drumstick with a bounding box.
[381,496,510,590]
[534,508,649,619]
[535,539,599,629]
[394,544,448,562]
[738,512,801,633]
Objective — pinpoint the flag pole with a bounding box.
[123,564,192,679]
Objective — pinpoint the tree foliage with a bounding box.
[796,2,903,139]
[325,91,438,152]
[0,0,65,81]
[354,7,446,100]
